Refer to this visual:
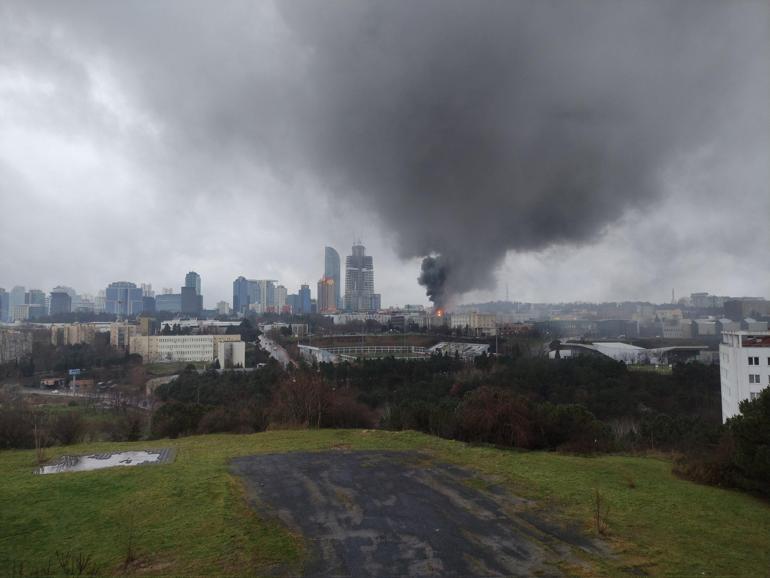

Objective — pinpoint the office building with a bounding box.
[185,271,201,295]
[233,277,261,315]
[276,285,287,312]
[720,331,770,421]
[11,304,30,322]
[49,291,72,316]
[105,282,144,317]
[298,284,312,315]
[94,290,106,313]
[156,293,182,313]
[217,301,231,316]
[181,286,203,315]
[317,277,337,314]
[142,296,156,314]
[344,243,380,312]
[324,246,342,309]
[0,289,8,322]
[9,286,26,316]
[26,289,47,319]
[129,334,241,364]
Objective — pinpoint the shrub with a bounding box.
[50,411,86,446]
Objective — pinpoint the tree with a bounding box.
[727,388,770,494]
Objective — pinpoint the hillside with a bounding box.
[1,430,768,576]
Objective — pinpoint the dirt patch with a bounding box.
[231,450,607,577]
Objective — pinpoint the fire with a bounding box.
[435,308,444,318]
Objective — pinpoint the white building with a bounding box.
[129,334,242,364]
[449,312,497,335]
[719,331,770,422]
[217,341,246,368]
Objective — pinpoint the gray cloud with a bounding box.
[0,1,767,306]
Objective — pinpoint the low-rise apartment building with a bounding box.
[719,331,770,421]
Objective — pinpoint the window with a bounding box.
[748,374,760,384]
[749,356,759,365]
[750,392,760,401]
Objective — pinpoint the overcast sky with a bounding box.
[1,1,767,308]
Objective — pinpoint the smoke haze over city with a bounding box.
[0,0,767,307]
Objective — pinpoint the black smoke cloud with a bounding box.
[277,0,764,304]
[6,1,767,304]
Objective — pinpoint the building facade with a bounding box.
[324,246,342,309]
[344,243,380,312]
[719,330,770,421]
[317,277,337,313]
[49,291,72,316]
[129,334,241,363]
[156,293,182,313]
[105,282,144,317]
[185,271,201,295]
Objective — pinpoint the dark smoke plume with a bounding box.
[279,0,762,304]
[12,1,764,304]
[418,256,449,308]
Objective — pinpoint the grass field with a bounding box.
[1,430,768,576]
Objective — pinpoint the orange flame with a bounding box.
[436,308,444,317]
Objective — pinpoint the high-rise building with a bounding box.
[0,289,8,323]
[233,277,248,314]
[181,286,203,316]
[49,291,72,316]
[317,277,337,314]
[216,301,231,316]
[9,286,25,314]
[344,243,380,312]
[141,283,155,298]
[276,285,287,312]
[105,282,144,317]
[156,293,182,313]
[298,284,312,315]
[26,289,47,319]
[185,271,201,296]
[324,246,342,310]
[286,294,299,313]
[94,290,106,313]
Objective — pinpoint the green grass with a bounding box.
[1,430,768,576]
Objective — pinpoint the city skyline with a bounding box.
[0,2,767,309]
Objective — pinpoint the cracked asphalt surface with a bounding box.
[231,451,603,577]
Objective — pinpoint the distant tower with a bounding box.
[672,288,676,304]
[344,243,377,312]
[185,271,201,296]
[324,246,342,309]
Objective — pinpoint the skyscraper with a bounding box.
[185,271,201,295]
[0,289,8,322]
[9,286,25,314]
[298,284,312,315]
[317,277,337,314]
[105,282,144,317]
[49,291,72,316]
[344,243,380,311]
[181,286,203,315]
[324,246,341,309]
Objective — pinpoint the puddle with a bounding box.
[37,448,174,474]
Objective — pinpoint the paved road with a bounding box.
[232,451,604,577]
[259,334,295,367]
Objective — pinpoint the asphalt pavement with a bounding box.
[231,450,604,577]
